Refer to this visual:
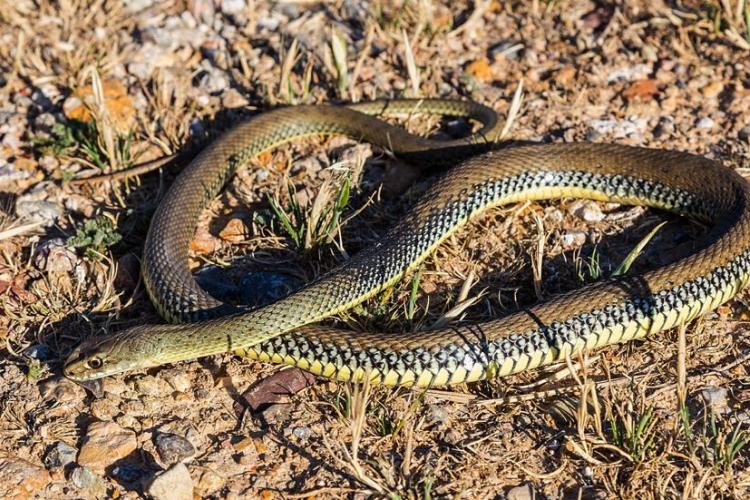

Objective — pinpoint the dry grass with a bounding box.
[0,0,749,498]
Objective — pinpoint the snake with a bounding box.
[63,99,750,388]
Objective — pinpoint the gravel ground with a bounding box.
[1,0,750,498]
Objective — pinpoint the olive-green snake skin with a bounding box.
[64,99,750,388]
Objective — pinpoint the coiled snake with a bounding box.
[64,99,750,387]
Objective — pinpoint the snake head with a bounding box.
[63,330,158,381]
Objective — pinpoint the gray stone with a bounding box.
[700,385,730,415]
[70,466,108,498]
[155,432,196,466]
[44,441,77,469]
[146,463,193,500]
[506,482,534,500]
[33,238,78,273]
[15,198,61,226]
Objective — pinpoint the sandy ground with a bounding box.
[1,0,750,498]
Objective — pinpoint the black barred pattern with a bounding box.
[248,245,750,386]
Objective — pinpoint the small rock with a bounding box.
[554,66,576,87]
[77,421,138,474]
[111,464,149,484]
[255,168,269,181]
[701,81,723,98]
[607,64,651,83]
[221,88,248,108]
[239,271,301,307]
[24,343,53,361]
[69,466,108,498]
[653,117,675,138]
[696,117,714,130]
[34,238,78,273]
[622,79,659,102]
[219,217,249,243]
[292,426,311,440]
[738,126,750,142]
[123,0,154,12]
[0,162,32,187]
[44,441,78,469]
[425,404,449,428]
[196,69,229,95]
[15,198,61,226]
[569,200,605,222]
[155,433,196,466]
[700,385,730,415]
[146,463,193,500]
[194,467,225,497]
[0,454,52,498]
[189,226,220,254]
[561,230,587,249]
[220,0,246,15]
[162,370,192,393]
[261,403,293,426]
[465,58,494,83]
[506,482,534,500]
[39,377,86,404]
[64,194,95,217]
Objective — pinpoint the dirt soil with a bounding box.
[1,0,750,498]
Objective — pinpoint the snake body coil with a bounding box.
[64,99,750,387]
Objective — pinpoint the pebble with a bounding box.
[194,467,226,497]
[261,403,293,426]
[506,482,535,500]
[653,117,675,138]
[701,81,723,98]
[15,197,61,226]
[739,126,750,142]
[696,117,714,130]
[219,217,250,243]
[425,404,449,428]
[111,464,149,484]
[123,0,155,12]
[77,421,138,474]
[64,194,95,217]
[155,432,196,466]
[292,426,312,440]
[70,466,108,498]
[39,377,86,404]
[24,343,53,361]
[44,441,78,469]
[0,454,52,497]
[189,226,220,254]
[588,117,647,140]
[146,463,194,500]
[0,162,32,187]
[162,370,192,393]
[606,64,651,83]
[220,0,246,16]
[33,238,78,273]
[134,375,171,398]
[569,200,605,222]
[197,68,229,95]
[221,88,249,108]
[700,385,731,415]
[255,168,269,181]
[561,230,587,249]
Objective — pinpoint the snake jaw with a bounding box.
[63,336,148,381]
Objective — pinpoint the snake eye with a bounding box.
[87,357,104,370]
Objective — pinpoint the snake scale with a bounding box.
[64,99,750,388]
